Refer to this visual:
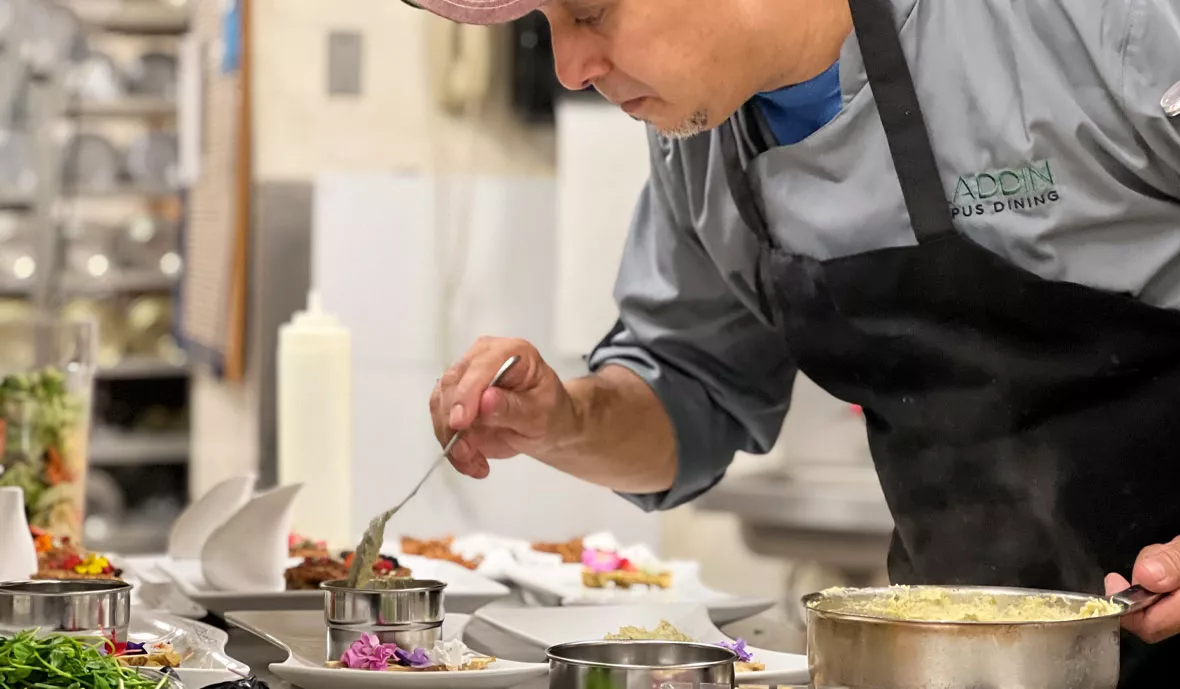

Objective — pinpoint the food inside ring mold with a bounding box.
[604,620,764,672]
[814,585,1122,623]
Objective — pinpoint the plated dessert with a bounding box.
[288,533,330,559]
[32,528,123,580]
[605,621,765,673]
[285,553,410,591]
[326,634,496,673]
[581,548,672,590]
[399,536,481,570]
[530,537,583,564]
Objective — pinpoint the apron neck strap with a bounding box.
[849,0,955,242]
[719,116,775,249]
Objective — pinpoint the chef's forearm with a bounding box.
[539,365,678,494]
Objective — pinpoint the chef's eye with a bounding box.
[573,9,605,27]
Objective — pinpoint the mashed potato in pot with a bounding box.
[814,585,1121,623]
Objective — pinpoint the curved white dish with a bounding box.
[473,603,809,686]
[158,554,509,615]
[121,556,209,619]
[168,474,257,559]
[201,484,303,593]
[505,561,776,625]
[235,613,548,689]
[129,610,250,686]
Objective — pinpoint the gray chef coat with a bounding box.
[588,0,1180,510]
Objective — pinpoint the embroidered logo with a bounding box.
[947,160,1062,219]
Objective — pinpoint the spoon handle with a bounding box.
[1111,584,1164,615]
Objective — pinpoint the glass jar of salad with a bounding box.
[0,316,97,543]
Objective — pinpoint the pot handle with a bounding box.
[1110,584,1164,615]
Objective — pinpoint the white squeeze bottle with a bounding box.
[278,291,352,550]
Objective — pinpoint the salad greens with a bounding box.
[0,367,86,540]
[0,631,170,689]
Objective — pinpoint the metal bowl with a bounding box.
[546,640,737,689]
[0,579,133,642]
[803,585,1125,689]
[321,578,445,660]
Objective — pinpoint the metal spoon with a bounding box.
[347,356,522,587]
[401,355,521,506]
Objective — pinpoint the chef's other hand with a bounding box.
[1105,536,1180,643]
[430,337,576,479]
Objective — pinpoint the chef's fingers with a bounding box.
[447,338,537,431]
[437,358,471,425]
[429,379,447,442]
[1112,576,1180,643]
[1105,572,1132,595]
[457,427,520,462]
[1133,536,1180,593]
[446,436,489,479]
[478,387,544,435]
[1126,593,1180,643]
[1108,537,1180,643]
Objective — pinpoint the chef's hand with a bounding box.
[1105,536,1180,643]
[430,337,577,479]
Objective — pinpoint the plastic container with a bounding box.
[277,291,351,549]
[0,316,97,543]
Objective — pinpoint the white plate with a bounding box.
[120,556,209,619]
[239,613,549,689]
[157,555,509,615]
[505,561,775,625]
[474,603,809,686]
[387,534,565,582]
[129,610,250,686]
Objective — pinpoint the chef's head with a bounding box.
[405,0,844,139]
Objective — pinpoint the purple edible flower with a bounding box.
[340,633,398,670]
[124,642,146,654]
[394,647,433,668]
[717,638,753,662]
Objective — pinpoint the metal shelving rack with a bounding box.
[1,0,193,553]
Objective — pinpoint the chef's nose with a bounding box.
[549,24,610,91]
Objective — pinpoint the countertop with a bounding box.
[213,591,804,689]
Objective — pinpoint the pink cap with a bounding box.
[411,0,546,24]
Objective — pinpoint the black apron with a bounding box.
[719,0,1180,684]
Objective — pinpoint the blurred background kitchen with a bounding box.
[0,0,893,630]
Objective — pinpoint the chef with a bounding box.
[420,0,1180,683]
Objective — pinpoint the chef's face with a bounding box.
[541,0,767,138]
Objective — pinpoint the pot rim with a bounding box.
[0,579,133,596]
[802,584,1128,627]
[545,639,738,671]
[320,578,446,594]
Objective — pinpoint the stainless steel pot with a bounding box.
[0,579,133,642]
[321,578,445,660]
[802,584,1159,689]
[546,639,737,689]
